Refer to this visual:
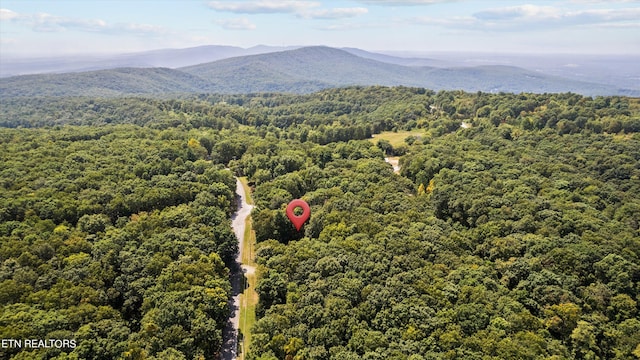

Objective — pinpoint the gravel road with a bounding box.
[385,157,401,173]
[220,178,254,360]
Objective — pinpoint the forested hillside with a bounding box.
[240,128,640,360]
[224,89,640,359]
[1,87,639,359]
[0,126,238,359]
[2,47,637,98]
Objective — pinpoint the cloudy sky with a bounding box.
[1,0,639,57]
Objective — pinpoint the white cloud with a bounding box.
[407,5,640,31]
[319,20,387,30]
[408,15,475,27]
[26,12,110,32]
[216,17,257,30]
[208,1,368,20]
[1,8,166,35]
[357,0,458,5]
[568,0,640,3]
[120,23,166,34]
[301,7,369,19]
[208,1,319,14]
[474,5,560,21]
[0,8,19,20]
[478,5,640,28]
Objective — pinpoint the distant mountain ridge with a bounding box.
[0,45,299,77]
[1,46,637,97]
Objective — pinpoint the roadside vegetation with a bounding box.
[238,177,259,360]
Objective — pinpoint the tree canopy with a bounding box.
[1,86,639,359]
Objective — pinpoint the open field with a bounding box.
[370,130,425,147]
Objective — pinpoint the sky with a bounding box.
[0,0,639,57]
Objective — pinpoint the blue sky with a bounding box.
[1,0,639,56]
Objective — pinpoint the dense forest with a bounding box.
[1,87,639,359]
[0,126,238,359]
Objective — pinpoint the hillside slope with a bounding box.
[181,46,422,90]
[0,67,211,97]
[1,46,636,97]
[0,45,296,77]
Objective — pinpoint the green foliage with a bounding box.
[0,126,236,359]
[235,91,639,359]
[1,86,639,359]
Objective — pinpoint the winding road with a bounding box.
[220,178,254,360]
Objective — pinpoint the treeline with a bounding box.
[0,126,238,359]
[2,88,638,137]
[0,97,238,129]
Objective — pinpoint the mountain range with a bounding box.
[1,46,638,97]
[0,45,297,76]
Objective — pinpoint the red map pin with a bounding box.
[286,199,310,231]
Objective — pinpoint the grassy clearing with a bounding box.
[240,217,255,266]
[239,268,258,359]
[238,218,258,359]
[238,177,258,359]
[370,130,425,148]
[238,176,254,205]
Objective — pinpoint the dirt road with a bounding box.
[385,157,401,173]
[220,178,254,360]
